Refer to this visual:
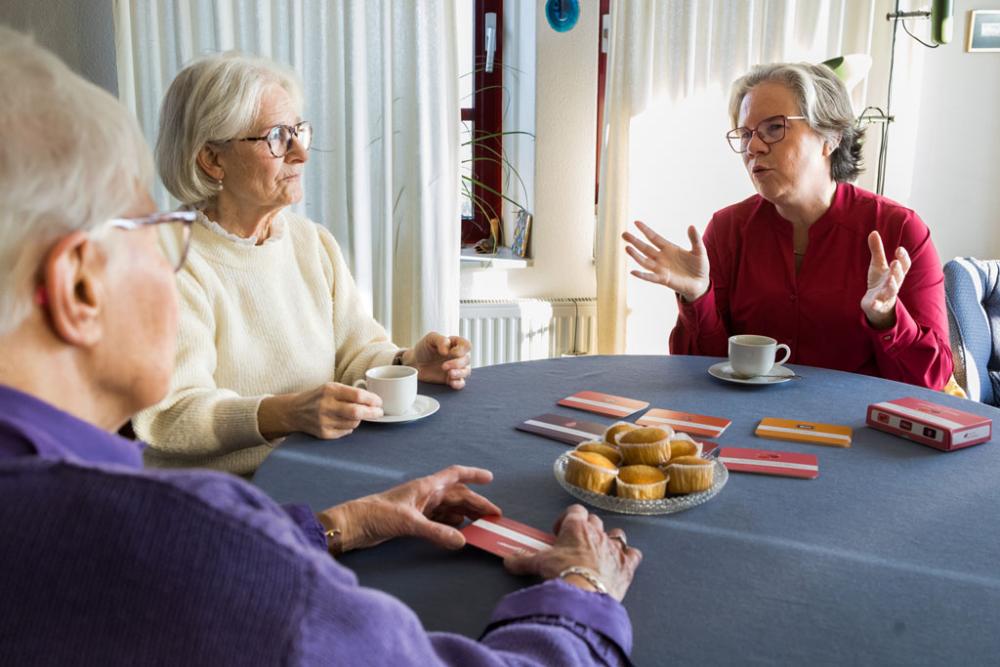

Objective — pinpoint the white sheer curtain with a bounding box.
[113,0,460,346]
[596,0,880,354]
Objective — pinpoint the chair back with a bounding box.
[943,257,1000,405]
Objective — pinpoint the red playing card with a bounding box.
[461,516,556,558]
[638,408,731,438]
[557,391,649,418]
[717,447,819,479]
[516,413,608,445]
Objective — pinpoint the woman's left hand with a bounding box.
[861,231,911,330]
[404,332,472,389]
[317,465,500,553]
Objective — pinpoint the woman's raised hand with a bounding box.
[403,332,472,389]
[623,221,710,302]
[503,504,642,602]
[318,465,501,553]
[861,231,910,330]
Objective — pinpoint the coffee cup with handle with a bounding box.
[353,365,418,416]
[728,335,791,379]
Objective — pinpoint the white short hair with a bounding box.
[0,27,153,336]
[156,52,304,207]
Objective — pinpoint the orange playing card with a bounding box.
[754,417,852,448]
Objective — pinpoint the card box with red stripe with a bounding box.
[557,391,649,418]
[637,408,731,438]
[516,413,608,445]
[460,516,556,557]
[717,447,819,479]
[867,397,992,451]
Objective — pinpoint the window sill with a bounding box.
[460,245,532,269]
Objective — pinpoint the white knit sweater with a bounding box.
[133,210,397,475]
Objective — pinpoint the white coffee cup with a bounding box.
[728,335,791,378]
[353,365,418,416]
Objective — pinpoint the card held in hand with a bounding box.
[718,447,819,479]
[516,413,608,445]
[557,391,649,418]
[461,516,556,558]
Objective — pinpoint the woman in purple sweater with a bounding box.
[0,27,640,665]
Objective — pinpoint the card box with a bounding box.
[867,397,992,451]
[755,417,852,448]
[637,408,731,438]
[717,447,819,479]
[557,391,649,418]
[516,413,608,445]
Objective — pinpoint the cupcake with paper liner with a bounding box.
[616,426,672,466]
[616,465,668,500]
[603,421,637,447]
[668,432,703,459]
[575,441,623,467]
[565,451,618,494]
[666,455,715,494]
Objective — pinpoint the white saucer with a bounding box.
[708,361,796,385]
[363,394,440,423]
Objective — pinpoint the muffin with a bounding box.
[616,426,672,465]
[604,421,637,446]
[666,455,715,494]
[668,432,703,459]
[575,441,623,467]
[616,465,668,500]
[565,451,618,494]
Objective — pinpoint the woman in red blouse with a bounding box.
[623,62,952,389]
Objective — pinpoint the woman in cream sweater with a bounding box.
[134,53,471,475]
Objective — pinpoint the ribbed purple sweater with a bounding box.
[0,385,632,665]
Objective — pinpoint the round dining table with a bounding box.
[254,355,1000,665]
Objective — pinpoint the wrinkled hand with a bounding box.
[503,504,642,602]
[320,465,500,553]
[404,332,472,389]
[258,383,383,440]
[861,231,910,330]
[623,221,710,302]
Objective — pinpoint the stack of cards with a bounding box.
[638,408,731,439]
[718,447,819,479]
[516,414,607,445]
[755,418,852,448]
[461,516,556,557]
[557,391,648,418]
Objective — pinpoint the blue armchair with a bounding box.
[943,258,1000,405]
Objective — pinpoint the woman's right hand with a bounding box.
[623,221,710,302]
[258,383,383,440]
[503,505,642,602]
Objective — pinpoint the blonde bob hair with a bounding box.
[0,27,153,336]
[729,62,865,183]
[156,52,303,207]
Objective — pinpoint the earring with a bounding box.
[217,178,224,191]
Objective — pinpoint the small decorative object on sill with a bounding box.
[474,217,501,254]
[511,209,532,258]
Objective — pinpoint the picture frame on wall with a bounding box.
[511,209,532,258]
[967,10,1000,52]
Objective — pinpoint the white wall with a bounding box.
[461,0,599,300]
[907,0,1000,263]
[0,0,117,95]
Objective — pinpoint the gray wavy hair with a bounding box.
[156,52,303,207]
[0,27,153,336]
[729,62,864,183]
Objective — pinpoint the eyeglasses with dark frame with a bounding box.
[238,121,313,158]
[99,210,198,273]
[726,115,807,153]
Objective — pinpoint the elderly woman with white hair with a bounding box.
[134,53,472,474]
[0,27,641,664]
[623,61,952,389]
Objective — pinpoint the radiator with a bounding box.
[459,298,598,367]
